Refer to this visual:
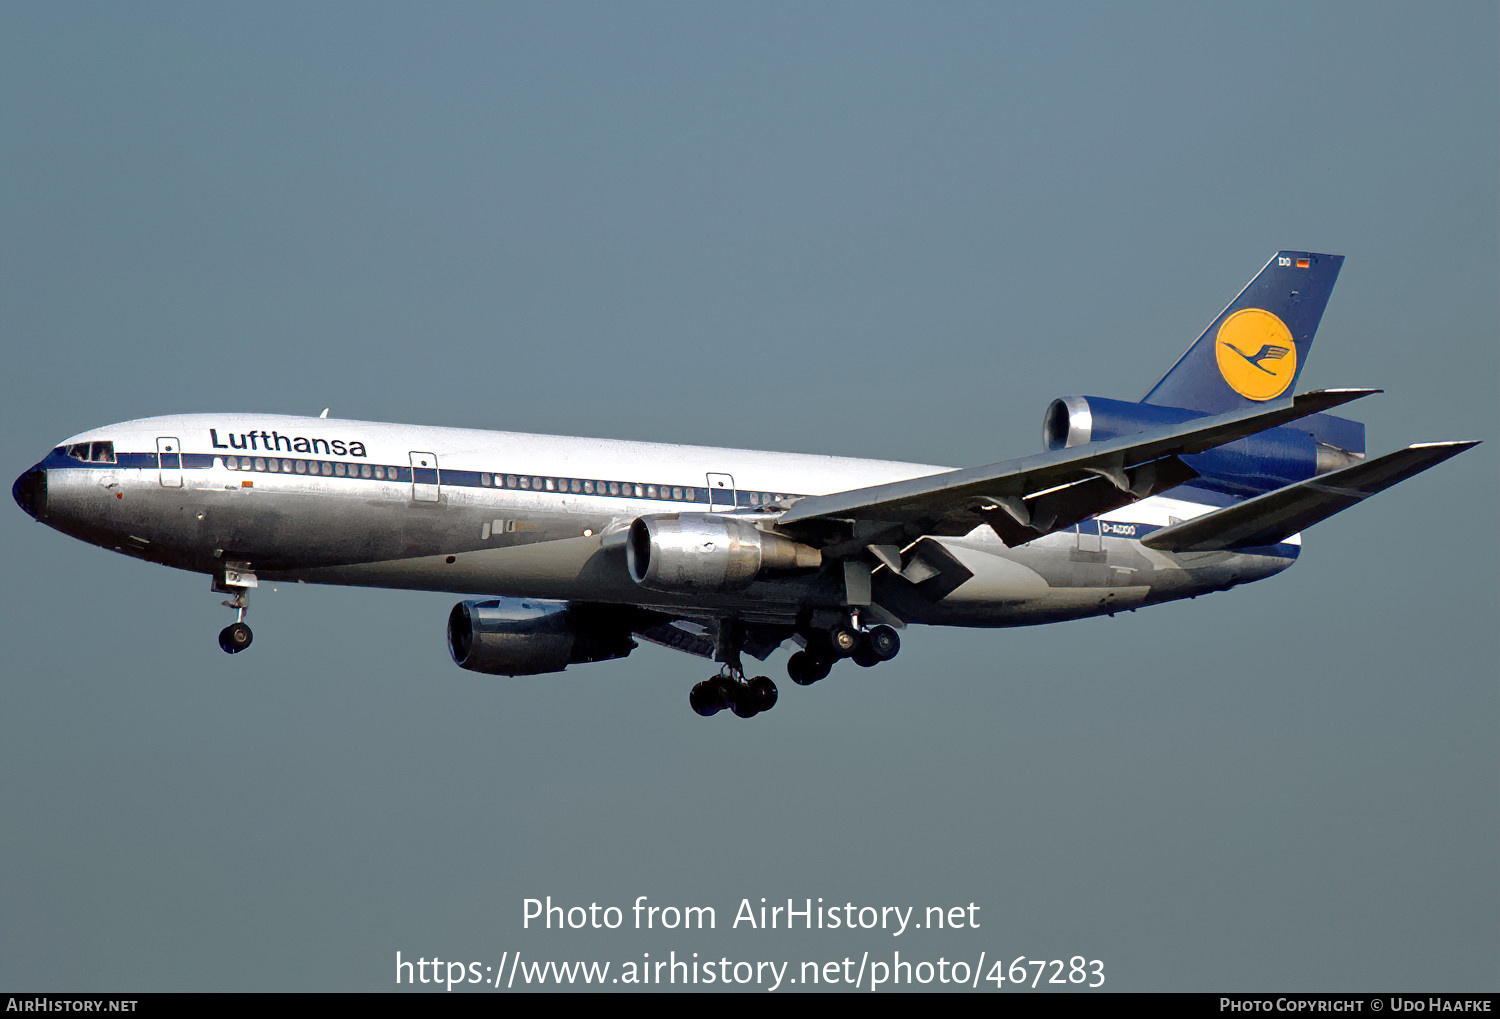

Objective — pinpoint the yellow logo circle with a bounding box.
[1215,308,1298,400]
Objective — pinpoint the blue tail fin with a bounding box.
[1142,251,1344,414]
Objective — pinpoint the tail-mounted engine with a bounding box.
[1043,395,1364,498]
[627,513,821,594]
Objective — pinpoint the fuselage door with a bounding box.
[156,436,182,488]
[410,452,440,502]
[706,473,736,512]
[1077,520,1102,554]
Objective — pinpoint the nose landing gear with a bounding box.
[218,620,253,654]
[213,567,257,654]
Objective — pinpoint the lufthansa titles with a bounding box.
[210,428,367,458]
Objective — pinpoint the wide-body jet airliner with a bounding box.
[12,252,1477,718]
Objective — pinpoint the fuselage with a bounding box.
[13,412,1297,629]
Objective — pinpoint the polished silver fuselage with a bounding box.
[19,412,1296,629]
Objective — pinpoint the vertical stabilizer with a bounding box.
[1142,251,1343,414]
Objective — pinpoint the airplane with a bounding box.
[11,251,1478,719]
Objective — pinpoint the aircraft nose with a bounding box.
[12,466,47,520]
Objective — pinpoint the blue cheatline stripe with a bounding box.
[33,448,800,509]
[1075,518,1295,557]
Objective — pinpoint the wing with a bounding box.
[775,388,1378,552]
[1140,440,1478,552]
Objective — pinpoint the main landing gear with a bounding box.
[690,618,779,718]
[214,567,257,654]
[787,621,900,685]
[690,617,903,717]
[785,649,833,686]
[690,671,779,719]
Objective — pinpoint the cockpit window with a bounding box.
[65,441,115,463]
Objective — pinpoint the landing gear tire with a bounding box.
[829,624,860,657]
[690,679,727,717]
[850,638,881,668]
[218,622,253,654]
[787,650,833,686]
[867,624,900,662]
[730,684,760,719]
[748,675,778,713]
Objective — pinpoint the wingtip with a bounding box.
[1295,387,1382,408]
[1408,439,1482,451]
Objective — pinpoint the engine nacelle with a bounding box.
[1043,395,1364,498]
[627,513,821,594]
[446,598,635,677]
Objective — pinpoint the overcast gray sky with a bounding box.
[2,1,1495,992]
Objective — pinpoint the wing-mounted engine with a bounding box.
[1044,395,1364,498]
[447,598,635,676]
[626,513,821,594]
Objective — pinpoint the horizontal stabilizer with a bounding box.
[777,388,1377,549]
[1141,441,1479,552]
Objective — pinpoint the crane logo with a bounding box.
[1215,308,1298,400]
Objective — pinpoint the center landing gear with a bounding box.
[213,567,257,654]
